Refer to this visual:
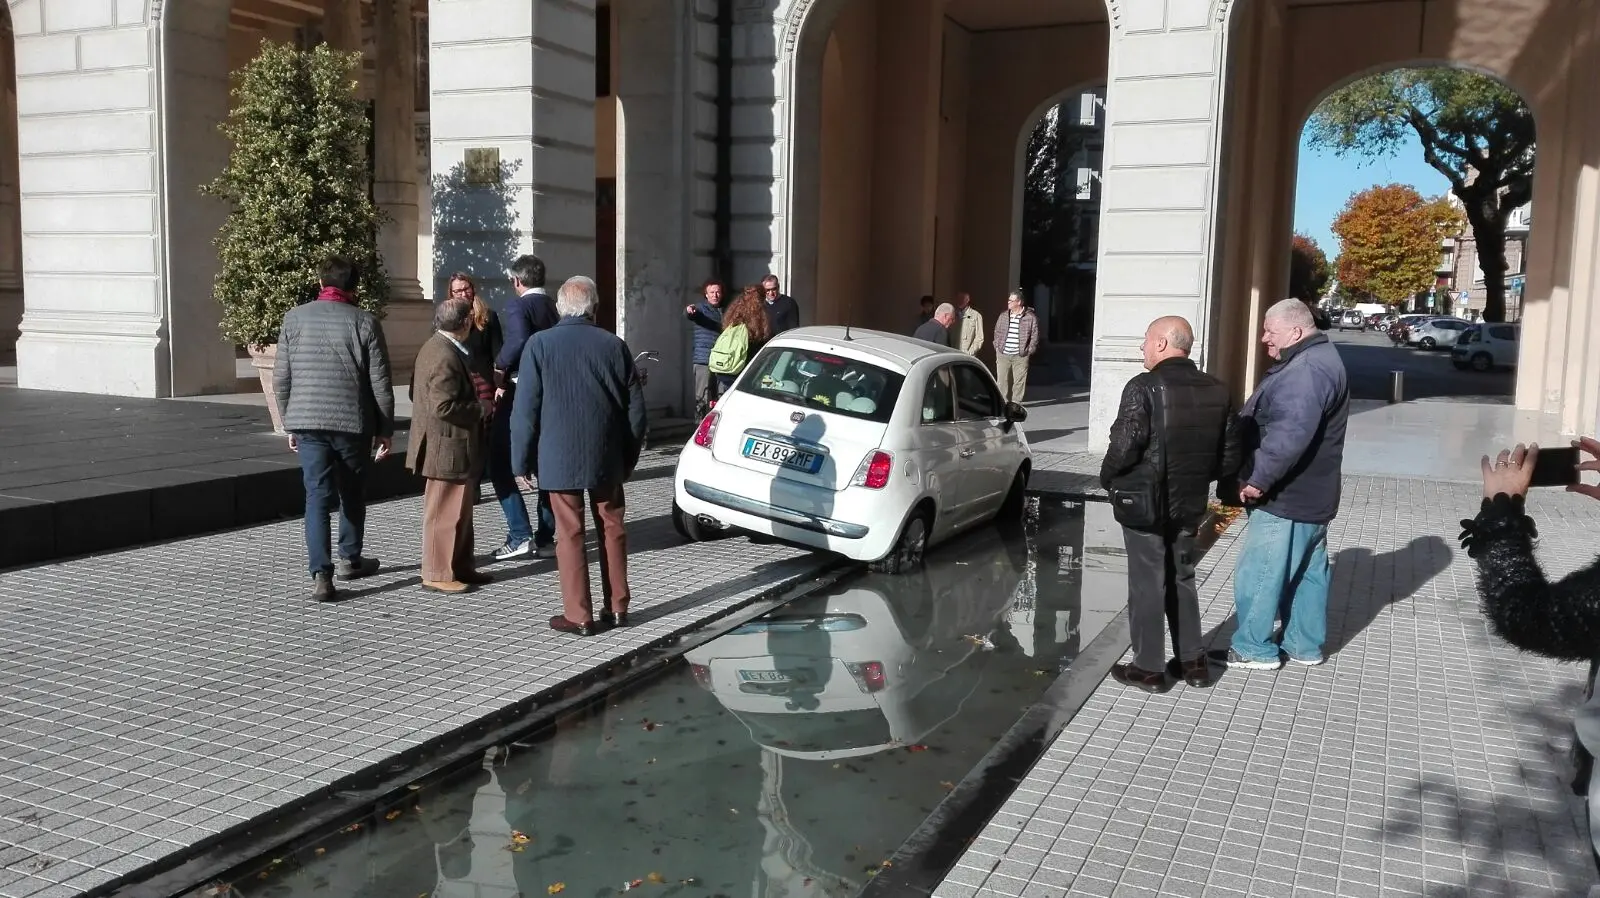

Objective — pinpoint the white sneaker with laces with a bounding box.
[1225,649,1283,671]
[494,538,532,561]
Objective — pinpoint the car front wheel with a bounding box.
[1419,337,1436,349]
[869,508,930,575]
[997,466,1029,521]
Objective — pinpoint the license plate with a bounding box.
[743,437,821,473]
[739,670,797,683]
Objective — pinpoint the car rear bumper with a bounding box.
[682,479,871,540]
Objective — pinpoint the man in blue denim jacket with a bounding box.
[1226,297,1349,670]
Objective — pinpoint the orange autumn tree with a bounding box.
[1331,184,1462,305]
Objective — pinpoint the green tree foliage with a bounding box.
[1289,233,1331,302]
[1306,68,1533,322]
[203,42,388,347]
[1331,184,1462,305]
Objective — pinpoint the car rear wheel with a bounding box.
[672,501,710,543]
[1471,352,1493,372]
[869,508,930,575]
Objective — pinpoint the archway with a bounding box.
[795,0,1111,336]
[1016,85,1106,347]
[1287,66,1536,404]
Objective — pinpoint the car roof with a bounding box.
[768,326,965,372]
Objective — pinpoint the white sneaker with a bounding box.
[1225,649,1283,671]
[1285,654,1325,667]
[493,538,532,561]
[535,542,557,559]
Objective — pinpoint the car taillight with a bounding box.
[851,450,893,489]
[689,663,713,689]
[845,661,886,693]
[692,411,720,449]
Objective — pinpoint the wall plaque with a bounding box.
[464,147,501,186]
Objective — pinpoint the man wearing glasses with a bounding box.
[760,274,800,335]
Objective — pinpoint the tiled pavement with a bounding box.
[0,456,833,898]
[934,472,1599,897]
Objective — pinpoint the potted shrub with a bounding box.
[203,41,388,433]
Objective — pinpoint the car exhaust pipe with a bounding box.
[696,514,723,530]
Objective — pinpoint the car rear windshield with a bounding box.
[736,346,904,424]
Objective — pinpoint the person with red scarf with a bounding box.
[274,257,396,601]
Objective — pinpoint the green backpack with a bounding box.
[708,323,750,375]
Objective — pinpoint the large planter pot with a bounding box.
[247,344,287,435]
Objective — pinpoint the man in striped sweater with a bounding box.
[991,289,1039,405]
[274,257,396,601]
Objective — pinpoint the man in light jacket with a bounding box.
[991,290,1039,405]
[511,277,649,637]
[1226,297,1349,670]
[274,256,394,601]
[954,292,984,357]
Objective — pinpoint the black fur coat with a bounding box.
[1462,493,1600,662]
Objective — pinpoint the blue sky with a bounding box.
[1292,129,1453,257]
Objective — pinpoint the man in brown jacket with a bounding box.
[408,299,494,593]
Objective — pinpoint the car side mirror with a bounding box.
[1004,402,1027,422]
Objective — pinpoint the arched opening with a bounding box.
[0,2,19,368]
[1017,85,1106,347]
[797,0,1110,338]
[1288,65,1536,404]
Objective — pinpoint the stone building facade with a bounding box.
[2,0,1599,448]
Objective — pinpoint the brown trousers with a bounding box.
[421,476,477,582]
[548,483,630,623]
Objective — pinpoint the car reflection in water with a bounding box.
[196,500,1117,898]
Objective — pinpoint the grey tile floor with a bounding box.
[0,463,831,898]
[933,474,1598,897]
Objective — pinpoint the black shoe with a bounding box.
[310,572,338,602]
[1181,657,1214,688]
[1111,662,1172,694]
[335,556,379,581]
[599,610,630,630]
[549,614,598,637]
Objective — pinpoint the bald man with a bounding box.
[1226,297,1348,671]
[1100,315,1241,693]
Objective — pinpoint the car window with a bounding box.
[1489,326,1516,341]
[921,366,955,424]
[738,346,905,424]
[951,364,1002,421]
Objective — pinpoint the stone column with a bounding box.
[0,13,23,354]
[372,0,430,380]
[1085,0,1233,452]
[616,0,692,416]
[429,0,596,306]
[321,0,362,56]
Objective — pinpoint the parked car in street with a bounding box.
[673,326,1032,573]
[1407,316,1472,349]
[1335,310,1369,331]
[1388,314,1433,345]
[1451,323,1520,371]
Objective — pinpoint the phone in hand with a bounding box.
[1529,445,1581,488]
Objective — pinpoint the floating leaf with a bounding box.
[939,781,955,791]
[385,809,403,821]
[313,848,326,856]
[906,745,929,753]
[647,872,666,883]
[547,884,566,895]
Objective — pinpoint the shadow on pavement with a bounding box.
[1323,536,1451,656]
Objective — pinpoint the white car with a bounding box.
[1451,322,1520,371]
[683,529,1026,760]
[1407,316,1472,349]
[672,326,1032,573]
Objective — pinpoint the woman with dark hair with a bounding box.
[708,286,773,393]
[1461,437,1600,875]
[447,273,501,501]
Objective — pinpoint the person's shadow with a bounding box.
[1205,535,1451,662]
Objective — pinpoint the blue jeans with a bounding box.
[1231,508,1330,663]
[489,391,554,546]
[297,430,370,576]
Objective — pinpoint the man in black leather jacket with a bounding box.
[1100,316,1242,692]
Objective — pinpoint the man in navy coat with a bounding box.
[510,276,649,636]
[490,254,561,562]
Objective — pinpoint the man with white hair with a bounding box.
[1226,297,1349,671]
[913,302,957,346]
[509,276,649,637]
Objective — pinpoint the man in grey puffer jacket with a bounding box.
[274,257,396,600]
